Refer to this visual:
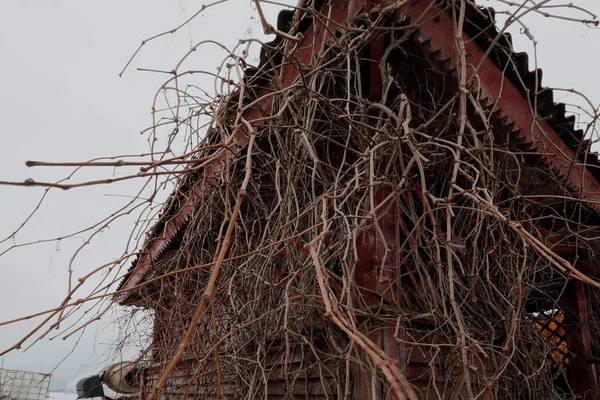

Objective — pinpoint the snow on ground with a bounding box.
[48,392,76,400]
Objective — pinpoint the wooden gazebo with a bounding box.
[116,0,600,398]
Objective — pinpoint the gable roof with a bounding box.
[115,0,600,304]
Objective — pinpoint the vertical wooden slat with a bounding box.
[352,13,402,394]
[563,280,599,396]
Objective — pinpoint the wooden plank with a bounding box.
[562,280,599,395]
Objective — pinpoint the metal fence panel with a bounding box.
[0,369,51,400]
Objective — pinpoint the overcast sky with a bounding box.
[0,0,598,393]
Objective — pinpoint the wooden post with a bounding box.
[562,280,599,396]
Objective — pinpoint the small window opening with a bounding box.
[532,310,569,366]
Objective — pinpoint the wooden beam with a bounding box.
[562,280,599,396]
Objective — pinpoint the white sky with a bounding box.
[0,0,598,392]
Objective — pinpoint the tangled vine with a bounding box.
[2,1,600,399]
